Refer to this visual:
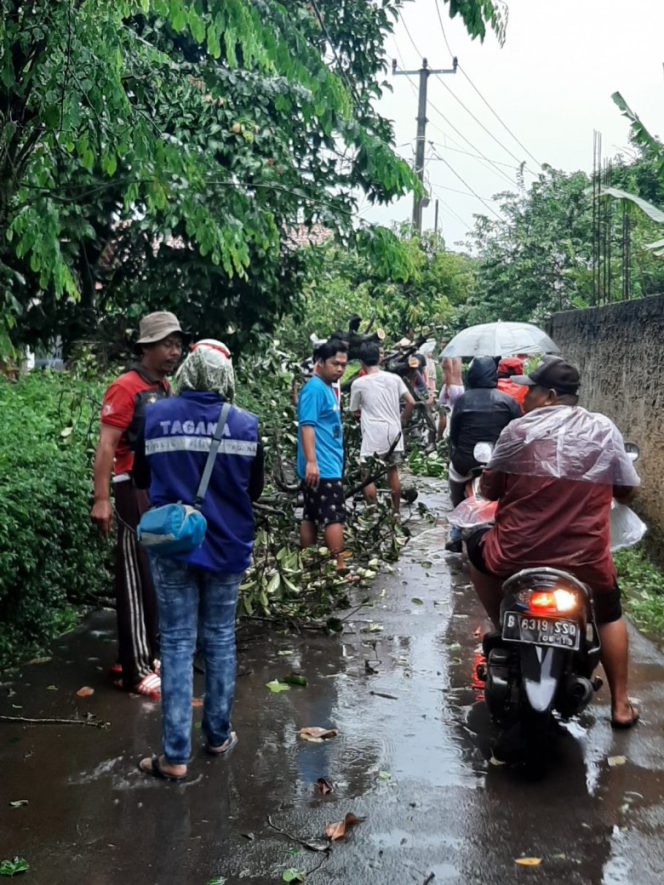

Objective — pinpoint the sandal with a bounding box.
[205,731,238,756]
[611,701,640,730]
[114,672,161,700]
[138,755,187,782]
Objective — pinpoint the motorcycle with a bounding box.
[451,442,645,759]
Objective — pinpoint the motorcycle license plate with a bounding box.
[502,612,580,651]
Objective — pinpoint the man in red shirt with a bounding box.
[91,312,184,698]
[466,357,641,728]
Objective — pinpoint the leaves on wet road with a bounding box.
[75,686,94,697]
[8,800,28,808]
[298,727,337,742]
[608,755,626,767]
[515,857,542,866]
[378,771,391,781]
[324,812,365,841]
[282,869,305,883]
[411,597,424,605]
[266,680,290,693]
[0,856,29,876]
[206,878,226,885]
[283,673,308,687]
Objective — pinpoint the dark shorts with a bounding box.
[302,479,346,526]
[466,528,622,625]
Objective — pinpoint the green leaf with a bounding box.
[8,800,28,808]
[282,870,305,883]
[266,680,290,693]
[0,857,29,876]
[282,673,307,687]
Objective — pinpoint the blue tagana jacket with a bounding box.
[135,390,264,573]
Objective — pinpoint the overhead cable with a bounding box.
[435,75,536,175]
[434,0,455,60]
[432,0,542,169]
[428,144,503,222]
[458,64,542,169]
[425,103,515,187]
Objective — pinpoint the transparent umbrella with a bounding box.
[441,322,560,359]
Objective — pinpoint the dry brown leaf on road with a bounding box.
[515,857,542,866]
[298,727,337,743]
[76,686,94,697]
[324,812,365,841]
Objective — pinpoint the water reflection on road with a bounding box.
[1,480,664,883]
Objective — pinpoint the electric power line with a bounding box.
[400,14,422,60]
[434,0,455,60]
[459,64,542,169]
[435,140,524,170]
[432,0,542,169]
[435,74,537,175]
[398,7,512,187]
[430,188,472,229]
[397,144,496,201]
[428,144,503,221]
[425,101,516,187]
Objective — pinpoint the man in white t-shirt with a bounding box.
[350,342,415,510]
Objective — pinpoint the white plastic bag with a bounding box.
[610,500,647,551]
[448,496,498,530]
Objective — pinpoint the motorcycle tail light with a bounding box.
[527,588,578,615]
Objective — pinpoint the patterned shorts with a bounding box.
[302,479,346,526]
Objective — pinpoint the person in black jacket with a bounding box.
[446,356,521,552]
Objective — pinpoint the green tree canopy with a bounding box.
[1,0,504,355]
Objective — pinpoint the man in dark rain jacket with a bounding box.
[446,356,521,551]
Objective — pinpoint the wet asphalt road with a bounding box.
[2,480,664,884]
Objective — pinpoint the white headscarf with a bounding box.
[174,339,235,401]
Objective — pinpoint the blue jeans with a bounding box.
[150,556,242,765]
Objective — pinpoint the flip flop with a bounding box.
[205,731,238,756]
[611,702,640,730]
[114,672,161,700]
[138,755,188,782]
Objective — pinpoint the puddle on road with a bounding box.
[2,482,664,883]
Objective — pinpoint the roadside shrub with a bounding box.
[0,372,112,668]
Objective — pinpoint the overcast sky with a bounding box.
[359,0,664,249]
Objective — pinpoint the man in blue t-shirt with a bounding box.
[297,338,348,567]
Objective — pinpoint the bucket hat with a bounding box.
[136,311,184,345]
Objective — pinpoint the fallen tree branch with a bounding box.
[266,814,330,854]
[0,714,109,729]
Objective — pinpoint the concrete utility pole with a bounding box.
[393,57,458,234]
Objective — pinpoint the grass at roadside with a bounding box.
[615,546,664,637]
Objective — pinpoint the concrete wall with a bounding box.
[548,294,664,562]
